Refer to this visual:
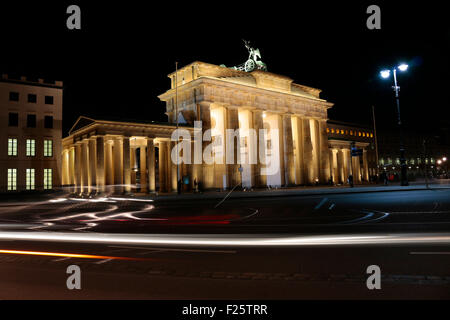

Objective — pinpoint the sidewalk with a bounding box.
[137,181,450,202]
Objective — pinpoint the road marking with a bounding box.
[108,245,236,254]
[52,257,71,262]
[94,258,112,264]
[314,198,328,210]
[328,203,335,210]
[137,249,169,255]
[337,210,389,225]
[410,252,450,255]
[101,248,131,254]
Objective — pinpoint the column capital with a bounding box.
[224,104,239,110]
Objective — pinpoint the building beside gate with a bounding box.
[62,61,376,194]
[0,74,63,192]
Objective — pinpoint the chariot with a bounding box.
[222,40,267,72]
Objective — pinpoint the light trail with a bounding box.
[0,231,449,247]
[0,249,153,261]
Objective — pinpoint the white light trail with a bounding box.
[0,231,448,247]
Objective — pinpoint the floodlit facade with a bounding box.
[62,61,376,193]
[0,75,63,192]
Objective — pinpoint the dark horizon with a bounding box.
[0,1,448,136]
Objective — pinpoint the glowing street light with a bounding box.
[398,64,409,71]
[380,70,390,78]
[379,63,410,186]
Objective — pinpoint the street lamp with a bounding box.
[380,63,410,186]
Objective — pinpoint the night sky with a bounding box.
[0,1,448,136]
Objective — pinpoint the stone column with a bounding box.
[88,139,97,192]
[252,110,266,187]
[147,138,156,192]
[69,147,75,186]
[61,149,69,185]
[113,138,123,193]
[302,118,314,184]
[292,116,304,185]
[75,144,82,192]
[363,149,369,182]
[81,142,89,193]
[212,105,227,189]
[355,154,361,183]
[123,137,131,193]
[200,101,214,189]
[331,149,338,184]
[158,140,168,193]
[276,114,285,186]
[169,141,178,192]
[283,114,295,186]
[96,136,105,192]
[351,153,359,183]
[139,145,147,191]
[319,120,331,183]
[105,140,114,186]
[130,147,136,185]
[226,106,241,188]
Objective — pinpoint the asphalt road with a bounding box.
[0,188,449,299]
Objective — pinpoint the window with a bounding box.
[27,114,36,128]
[331,128,335,133]
[370,133,373,138]
[26,139,36,156]
[44,169,52,189]
[350,130,353,135]
[358,132,361,137]
[9,92,19,101]
[44,116,53,128]
[44,139,53,157]
[45,96,54,105]
[8,113,18,126]
[28,94,37,103]
[340,130,344,134]
[326,128,330,133]
[7,169,17,191]
[8,138,17,156]
[26,168,35,190]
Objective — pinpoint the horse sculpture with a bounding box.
[221,40,268,72]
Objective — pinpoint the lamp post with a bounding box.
[380,63,409,186]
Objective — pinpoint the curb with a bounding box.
[145,186,450,202]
